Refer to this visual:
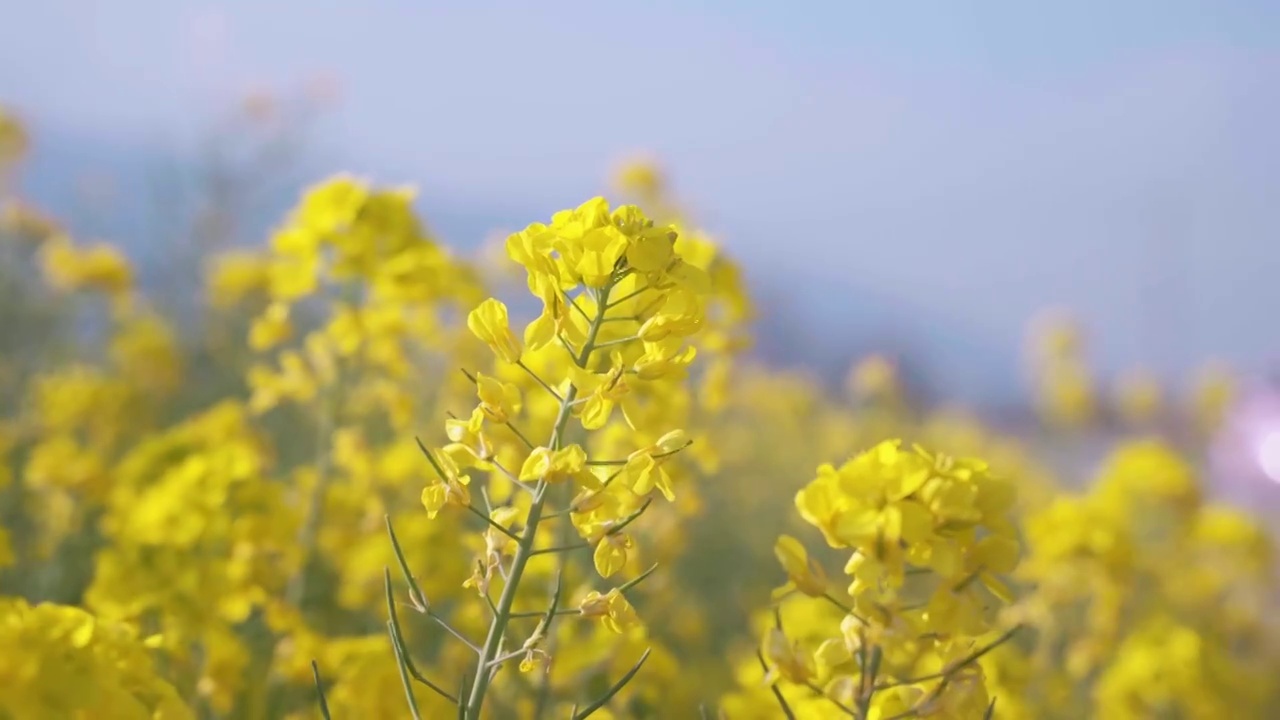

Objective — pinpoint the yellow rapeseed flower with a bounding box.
[468,298,522,364]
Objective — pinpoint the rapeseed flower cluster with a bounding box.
[721,440,1022,719]
[1004,440,1280,719]
[0,106,1277,719]
[403,193,720,716]
[0,597,191,719]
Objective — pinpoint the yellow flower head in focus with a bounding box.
[467,298,522,364]
[518,445,593,486]
[760,627,815,686]
[578,588,641,635]
[773,534,829,598]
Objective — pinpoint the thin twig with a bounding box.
[591,335,640,351]
[875,625,1022,691]
[756,650,797,720]
[605,284,654,309]
[385,516,428,611]
[605,498,652,536]
[503,420,538,450]
[563,289,591,321]
[619,563,660,594]
[467,504,521,541]
[414,436,451,482]
[490,458,538,495]
[428,612,483,655]
[387,617,423,720]
[517,360,565,403]
[545,468,626,518]
[821,593,868,625]
[385,518,484,653]
[570,648,652,719]
[311,660,332,720]
[529,570,563,720]
[384,568,460,704]
[509,608,580,620]
[529,542,589,556]
[586,441,692,467]
[805,681,857,716]
[456,676,469,720]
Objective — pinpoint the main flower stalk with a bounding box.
[464,281,614,716]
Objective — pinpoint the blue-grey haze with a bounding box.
[3,1,1279,406]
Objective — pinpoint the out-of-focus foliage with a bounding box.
[1,107,1277,719]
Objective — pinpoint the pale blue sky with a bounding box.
[3,1,1279,402]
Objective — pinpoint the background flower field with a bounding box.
[3,37,1279,717]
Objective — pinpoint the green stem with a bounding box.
[464,280,614,717]
[286,377,336,607]
[286,288,354,608]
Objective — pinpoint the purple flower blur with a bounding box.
[1209,377,1280,515]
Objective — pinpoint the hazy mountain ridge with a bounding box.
[9,127,1060,407]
